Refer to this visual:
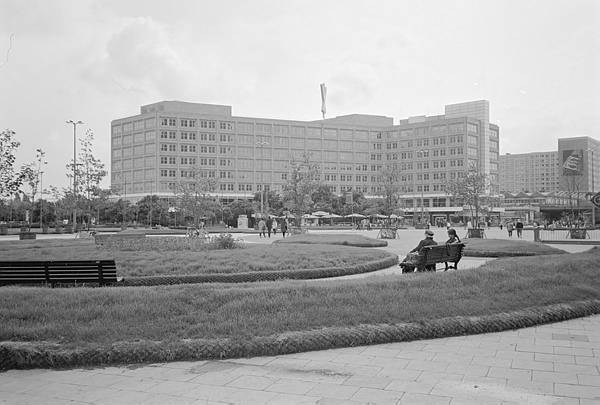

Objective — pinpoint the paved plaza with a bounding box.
[1,315,599,404]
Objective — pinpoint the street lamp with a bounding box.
[256,140,269,216]
[35,148,47,230]
[66,120,83,229]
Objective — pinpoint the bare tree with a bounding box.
[282,152,322,218]
[377,162,401,216]
[445,163,489,227]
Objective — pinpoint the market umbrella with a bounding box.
[345,213,366,218]
[312,211,329,217]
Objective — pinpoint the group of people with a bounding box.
[504,220,524,238]
[399,228,461,273]
[257,216,289,238]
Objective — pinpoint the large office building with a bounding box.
[499,136,600,195]
[499,151,560,193]
[110,100,499,221]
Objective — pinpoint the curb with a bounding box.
[121,254,398,286]
[1,299,599,370]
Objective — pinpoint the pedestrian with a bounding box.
[281,219,288,238]
[507,222,514,238]
[258,218,266,238]
[516,219,524,238]
[500,222,503,230]
[266,216,273,238]
[272,218,278,235]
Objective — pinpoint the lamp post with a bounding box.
[256,140,269,216]
[35,148,47,230]
[66,120,83,229]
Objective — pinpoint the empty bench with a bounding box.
[0,260,118,287]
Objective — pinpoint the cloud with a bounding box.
[82,17,197,99]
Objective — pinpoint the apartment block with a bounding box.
[499,151,560,193]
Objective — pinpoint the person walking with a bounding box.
[507,221,514,238]
[258,218,267,238]
[516,219,524,238]
[281,219,288,238]
[272,218,278,235]
[266,216,273,238]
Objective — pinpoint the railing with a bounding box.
[538,228,600,242]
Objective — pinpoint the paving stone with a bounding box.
[350,387,405,404]
[554,383,600,399]
[554,363,599,375]
[264,393,321,404]
[305,382,359,399]
[342,375,393,389]
[384,379,435,394]
[577,374,600,386]
[532,370,579,384]
[533,353,575,364]
[398,392,451,404]
[511,358,555,372]
[263,378,316,395]
[487,366,531,381]
[226,375,276,390]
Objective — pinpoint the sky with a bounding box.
[1,0,599,190]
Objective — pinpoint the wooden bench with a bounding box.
[0,260,118,287]
[417,243,465,272]
[401,243,465,273]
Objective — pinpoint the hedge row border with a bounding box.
[463,250,566,258]
[274,239,388,248]
[121,253,399,286]
[1,299,598,371]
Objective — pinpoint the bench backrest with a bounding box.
[0,260,117,286]
[421,243,465,264]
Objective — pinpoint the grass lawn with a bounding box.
[0,239,392,277]
[274,233,387,247]
[1,248,598,347]
[463,238,567,257]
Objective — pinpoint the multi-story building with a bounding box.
[558,136,600,195]
[499,151,560,193]
[110,100,499,223]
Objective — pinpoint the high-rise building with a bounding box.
[499,151,560,193]
[558,137,600,195]
[110,100,499,222]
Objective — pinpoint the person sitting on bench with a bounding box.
[400,230,437,272]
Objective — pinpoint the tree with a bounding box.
[65,129,108,224]
[172,167,219,227]
[445,163,489,227]
[377,162,401,215]
[282,152,322,217]
[0,129,26,198]
[311,185,337,213]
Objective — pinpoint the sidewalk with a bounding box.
[1,315,598,404]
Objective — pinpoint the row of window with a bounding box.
[160,118,235,130]
[159,144,235,154]
[159,131,235,142]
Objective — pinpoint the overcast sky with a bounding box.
[1,0,598,190]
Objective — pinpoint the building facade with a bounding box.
[499,151,560,193]
[110,100,499,222]
[558,136,600,195]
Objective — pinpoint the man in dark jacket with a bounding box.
[266,216,273,238]
[410,230,438,253]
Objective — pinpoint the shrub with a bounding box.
[102,234,244,251]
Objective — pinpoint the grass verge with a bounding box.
[274,233,387,247]
[1,248,599,369]
[0,240,392,277]
[463,238,567,257]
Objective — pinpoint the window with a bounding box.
[220,121,234,130]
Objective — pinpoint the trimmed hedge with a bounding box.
[121,253,398,286]
[2,299,598,370]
